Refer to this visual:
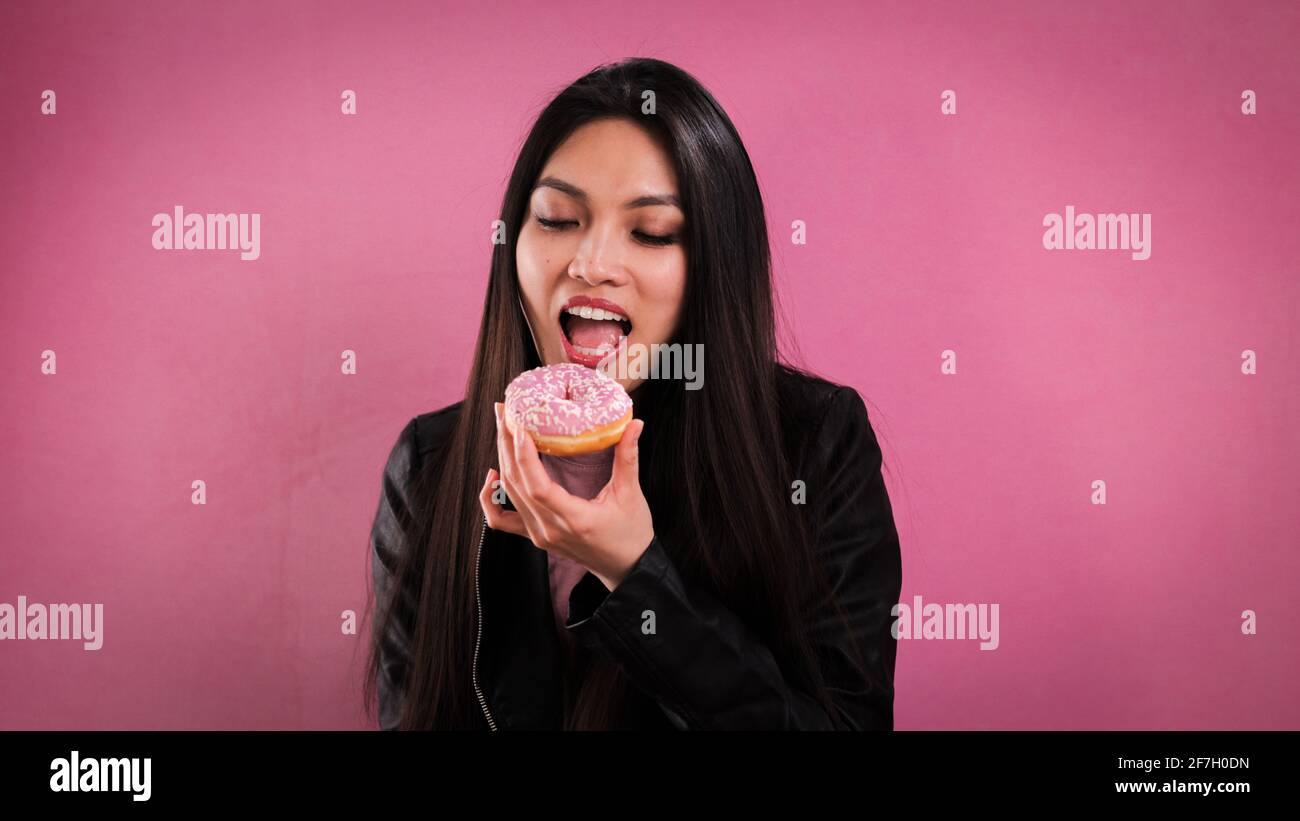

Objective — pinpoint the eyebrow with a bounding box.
[534,176,681,210]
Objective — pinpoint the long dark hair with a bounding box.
[363,56,869,729]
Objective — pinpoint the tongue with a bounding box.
[567,317,624,349]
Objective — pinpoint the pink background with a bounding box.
[2,0,1297,729]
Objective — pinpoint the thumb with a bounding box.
[611,418,644,492]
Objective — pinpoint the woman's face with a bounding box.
[516,117,687,394]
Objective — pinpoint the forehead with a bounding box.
[536,118,679,201]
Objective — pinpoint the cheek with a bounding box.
[660,253,687,308]
[517,227,560,276]
[639,256,687,337]
[516,239,547,292]
[515,230,535,273]
[515,242,544,306]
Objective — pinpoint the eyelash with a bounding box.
[535,216,677,247]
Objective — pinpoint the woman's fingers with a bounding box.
[479,468,528,538]
[609,418,645,495]
[493,403,549,540]
[494,403,525,504]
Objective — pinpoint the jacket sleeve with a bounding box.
[370,417,421,731]
[563,386,902,730]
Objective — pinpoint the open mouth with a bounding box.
[558,298,633,366]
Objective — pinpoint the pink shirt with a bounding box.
[538,447,615,638]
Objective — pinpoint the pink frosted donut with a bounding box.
[503,363,634,455]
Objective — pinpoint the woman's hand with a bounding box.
[479,402,654,592]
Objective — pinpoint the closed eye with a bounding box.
[536,217,577,230]
[535,216,677,247]
[633,230,677,247]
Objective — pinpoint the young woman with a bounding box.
[365,57,902,730]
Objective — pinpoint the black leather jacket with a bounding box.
[370,368,902,730]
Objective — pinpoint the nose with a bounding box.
[567,224,628,287]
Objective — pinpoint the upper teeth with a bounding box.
[566,306,629,323]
